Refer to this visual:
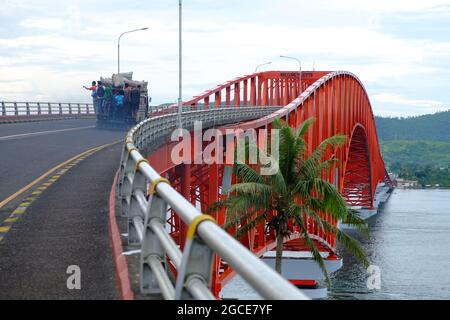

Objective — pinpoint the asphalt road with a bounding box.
[0,119,126,208]
[0,119,127,299]
[0,144,122,299]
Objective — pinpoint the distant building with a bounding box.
[389,172,399,181]
[395,178,419,189]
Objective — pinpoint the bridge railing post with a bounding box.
[48,103,52,115]
[140,193,172,297]
[117,144,129,197]
[58,103,62,115]
[37,102,41,115]
[127,170,147,246]
[14,102,18,116]
[1,102,5,116]
[25,102,30,116]
[119,151,136,218]
[174,228,215,300]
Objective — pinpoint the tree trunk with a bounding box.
[275,231,284,274]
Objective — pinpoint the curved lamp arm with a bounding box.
[118,27,149,74]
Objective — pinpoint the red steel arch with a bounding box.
[342,125,373,207]
[145,71,390,295]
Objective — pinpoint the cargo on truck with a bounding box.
[92,72,150,129]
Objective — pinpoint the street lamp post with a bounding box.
[178,0,183,131]
[280,55,302,95]
[255,61,272,73]
[118,27,149,74]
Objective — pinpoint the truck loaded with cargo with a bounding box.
[85,72,150,129]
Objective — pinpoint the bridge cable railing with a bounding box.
[0,101,94,117]
[147,104,282,117]
[118,107,309,300]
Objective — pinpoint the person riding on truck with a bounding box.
[96,81,105,113]
[83,81,98,112]
[124,83,133,120]
[83,81,97,95]
[131,85,141,119]
[103,84,112,117]
[114,90,125,120]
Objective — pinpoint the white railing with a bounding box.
[0,102,95,117]
[118,107,309,300]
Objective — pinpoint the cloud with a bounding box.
[372,93,444,108]
[20,18,66,29]
[0,0,450,117]
[330,0,450,13]
[371,93,448,117]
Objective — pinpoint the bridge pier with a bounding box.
[261,240,343,299]
[341,182,394,227]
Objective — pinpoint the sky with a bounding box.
[1,0,450,117]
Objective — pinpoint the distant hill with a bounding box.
[380,140,450,167]
[375,110,450,186]
[375,110,450,142]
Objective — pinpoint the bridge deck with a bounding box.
[0,120,124,204]
[0,120,124,299]
[0,144,121,299]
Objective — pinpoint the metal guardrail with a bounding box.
[147,104,275,116]
[0,102,94,117]
[118,107,309,300]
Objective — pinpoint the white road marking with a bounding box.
[122,250,141,256]
[0,126,95,141]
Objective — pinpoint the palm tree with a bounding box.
[208,117,369,284]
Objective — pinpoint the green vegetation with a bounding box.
[376,110,450,187]
[392,163,450,187]
[381,140,450,168]
[208,118,368,283]
[375,110,450,142]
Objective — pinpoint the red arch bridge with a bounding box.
[119,71,393,299]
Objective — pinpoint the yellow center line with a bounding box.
[0,226,11,233]
[0,140,122,210]
[12,209,26,215]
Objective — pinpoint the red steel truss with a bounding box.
[145,71,390,295]
[342,125,373,207]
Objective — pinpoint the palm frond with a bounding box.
[290,203,325,232]
[234,211,269,239]
[233,163,266,185]
[296,117,316,140]
[302,135,346,179]
[320,219,369,268]
[211,193,270,220]
[223,209,265,230]
[294,215,331,286]
[228,182,272,197]
[342,209,370,237]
